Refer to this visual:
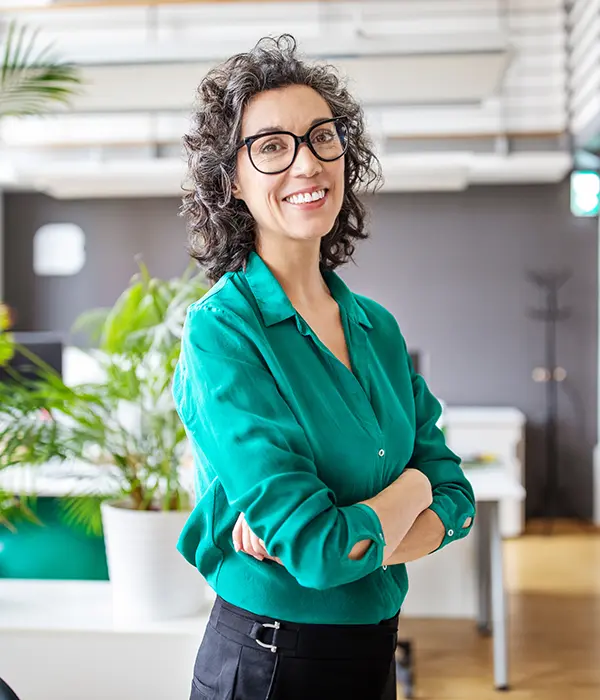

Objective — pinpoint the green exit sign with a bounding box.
[571,170,600,217]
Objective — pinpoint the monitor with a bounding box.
[0,332,63,384]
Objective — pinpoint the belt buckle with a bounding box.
[255,620,281,653]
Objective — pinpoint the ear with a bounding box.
[231,175,243,200]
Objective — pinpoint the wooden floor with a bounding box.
[398,520,600,699]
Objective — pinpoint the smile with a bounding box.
[284,189,328,205]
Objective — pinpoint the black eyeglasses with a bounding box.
[237,117,349,175]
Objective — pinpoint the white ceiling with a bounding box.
[0,0,582,198]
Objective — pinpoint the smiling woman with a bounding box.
[175,33,475,700]
[181,34,382,284]
[230,85,350,248]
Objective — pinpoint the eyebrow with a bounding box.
[246,117,333,138]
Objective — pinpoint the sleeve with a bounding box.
[173,304,386,590]
[405,349,476,553]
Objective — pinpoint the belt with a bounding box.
[211,596,399,660]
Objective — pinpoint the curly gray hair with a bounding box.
[180,34,382,283]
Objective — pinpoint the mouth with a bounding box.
[283,188,329,208]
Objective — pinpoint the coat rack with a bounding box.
[526,268,577,527]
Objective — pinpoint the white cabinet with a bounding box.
[444,406,526,538]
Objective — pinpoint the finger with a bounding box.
[241,518,251,553]
[250,530,268,557]
[242,520,263,559]
[232,513,243,552]
[246,524,265,560]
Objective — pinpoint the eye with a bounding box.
[312,128,336,144]
[258,137,288,154]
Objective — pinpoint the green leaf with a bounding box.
[0,491,41,532]
[0,21,82,118]
[58,494,107,537]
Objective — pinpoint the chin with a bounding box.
[288,213,339,240]
[288,224,333,242]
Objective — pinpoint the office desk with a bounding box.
[0,579,212,700]
[1,463,524,692]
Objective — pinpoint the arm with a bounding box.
[384,509,445,564]
[403,342,476,553]
[234,467,432,564]
[384,509,474,565]
[348,468,432,561]
[235,326,474,565]
[175,304,389,591]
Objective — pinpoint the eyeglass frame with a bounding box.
[236,116,349,175]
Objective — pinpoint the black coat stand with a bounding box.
[526,269,578,527]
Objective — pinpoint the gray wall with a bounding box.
[2,184,598,518]
[2,195,188,333]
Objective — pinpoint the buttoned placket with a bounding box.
[296,307,390,569]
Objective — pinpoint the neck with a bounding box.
[255,239,331,310]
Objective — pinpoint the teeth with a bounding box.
[285,189,326,204]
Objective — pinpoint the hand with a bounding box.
[232,513,283,565]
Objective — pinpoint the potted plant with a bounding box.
[0,262,210,622]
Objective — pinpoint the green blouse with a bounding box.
[173,251,475,624]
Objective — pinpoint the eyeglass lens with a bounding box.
[249,120,347,174]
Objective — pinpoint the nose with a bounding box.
[291,142,323,177]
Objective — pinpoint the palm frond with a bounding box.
[0,21,82,118]
[58,494,108,537]
[0,491,41,532]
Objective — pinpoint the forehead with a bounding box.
[241,84,333,136]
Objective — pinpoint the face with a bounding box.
[232,84,345,247]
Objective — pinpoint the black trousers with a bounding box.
[190,595,399,700]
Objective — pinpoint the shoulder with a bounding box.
[183,271,264,357]
[353,293,404,338]
[187,269,260,327]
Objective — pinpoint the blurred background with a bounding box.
[0,1,598,699]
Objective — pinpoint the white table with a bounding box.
[1,464,524,693]
[0,579,213,700]
[466,467,526,691]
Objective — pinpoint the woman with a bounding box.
[174,35,475,700]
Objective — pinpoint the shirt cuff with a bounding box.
[428,499,475,553]
[346,502,386,563]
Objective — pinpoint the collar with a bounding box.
[242,251,373,330]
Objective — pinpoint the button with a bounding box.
[382,565,388,571]
[448,529,454,537]
[378,449,385,457]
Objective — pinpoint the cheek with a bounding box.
[236,162,282,219]
[328,155,344,184]
[330,162,345,206]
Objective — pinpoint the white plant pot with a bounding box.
[101,501,207,624]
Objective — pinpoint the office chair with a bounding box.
[395,639,415,699]
[0,677,21,700]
